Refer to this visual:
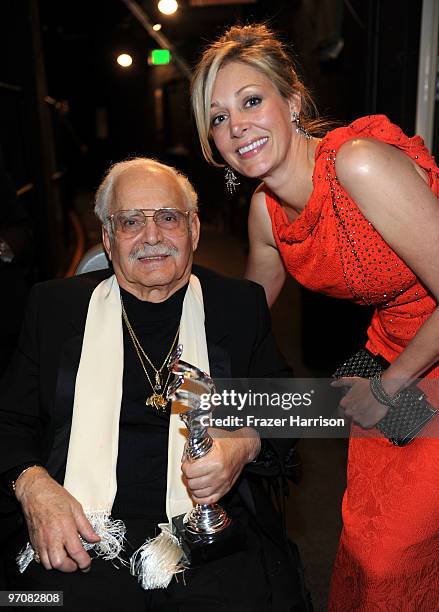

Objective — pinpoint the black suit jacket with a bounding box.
[0,264,293,478]
[0,265,309,610]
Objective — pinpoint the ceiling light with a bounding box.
[117,53,133,68]
[158,0,178,16]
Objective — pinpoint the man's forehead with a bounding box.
[113,167,185,209]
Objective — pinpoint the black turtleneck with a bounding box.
[111,283,187,521]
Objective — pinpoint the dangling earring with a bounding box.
[291,111,312,140]
[224,166,240,195]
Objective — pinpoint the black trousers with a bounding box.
[5,517,284,612]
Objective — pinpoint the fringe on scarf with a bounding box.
[16,513,127,573]
[16,542,35,574]
[130,525,186,590]
[82,513,127,562]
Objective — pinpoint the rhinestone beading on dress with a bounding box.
[325,147,417,306]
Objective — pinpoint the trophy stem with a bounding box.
[186,435,213,460]
[184,503,232,535]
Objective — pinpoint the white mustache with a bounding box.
[128,243,178,262]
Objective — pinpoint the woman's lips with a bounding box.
[237,137,268,157]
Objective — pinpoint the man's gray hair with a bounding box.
[94,157,198,233]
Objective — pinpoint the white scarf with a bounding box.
[17,273,210,589]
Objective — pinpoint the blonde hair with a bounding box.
[94,157,198,234]
[191,23,321,167]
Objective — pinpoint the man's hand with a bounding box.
[14,467,100,572]
[331,376,389,428]
[181,427,261,505]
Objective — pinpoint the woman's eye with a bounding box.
[211,114,226,127]
[244,96,262,108]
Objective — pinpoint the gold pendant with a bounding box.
[146,393,167,411]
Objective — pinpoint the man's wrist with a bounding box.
[4,462,42,495]
[244,428,261,463]
[12,465,46,500]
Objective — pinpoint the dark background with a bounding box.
[1,0,424,280]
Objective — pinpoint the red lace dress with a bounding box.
[265,115,439,611]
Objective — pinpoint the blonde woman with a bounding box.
[191,23,439,611]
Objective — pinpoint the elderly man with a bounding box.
[0,159,309,611]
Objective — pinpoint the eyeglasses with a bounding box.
[109,208,195,236]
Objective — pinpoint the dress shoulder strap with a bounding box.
[321,114,439,177]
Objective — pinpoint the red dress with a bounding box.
[265,115,439,611]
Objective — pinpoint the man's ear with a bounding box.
[102,226,112,261]
[191,213,201,252]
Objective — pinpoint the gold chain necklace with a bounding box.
[121,298,180,411]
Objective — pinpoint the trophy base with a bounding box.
[172,514,245,566]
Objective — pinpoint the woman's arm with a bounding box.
[245,189,286,307]
[333,138,439,425]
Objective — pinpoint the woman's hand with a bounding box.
[331,376,389,429]
[181,427,261,505]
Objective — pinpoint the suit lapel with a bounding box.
[46,335,83,481]
[47,272,110,480]
[207,342,232,378]
[197,272,232,378]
